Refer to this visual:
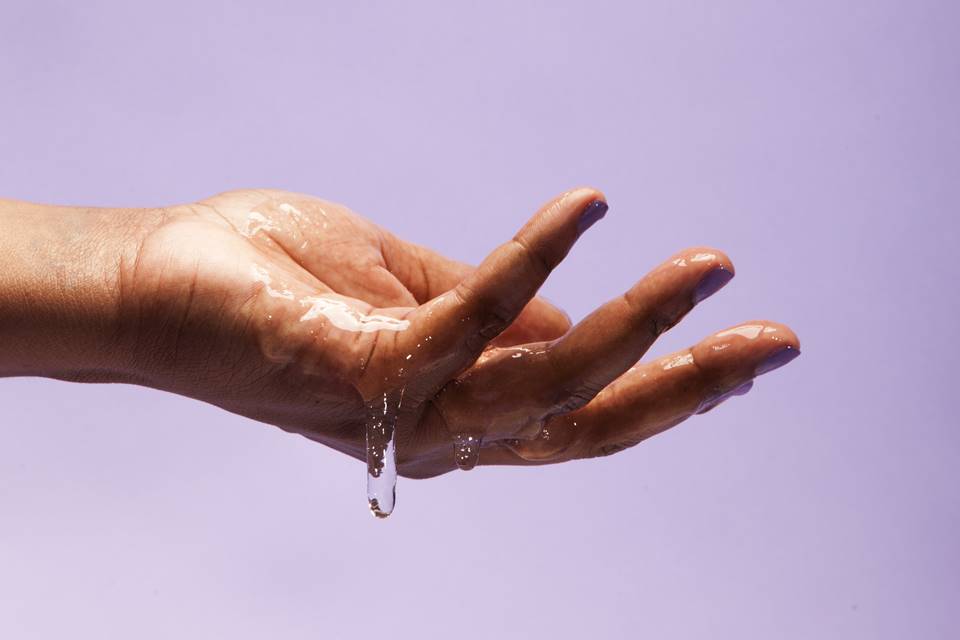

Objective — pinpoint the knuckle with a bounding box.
[511,236,553,280]
[623,290,684,339]
[478,307,514,342]
[647,309,679,337]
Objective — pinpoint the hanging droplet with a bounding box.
[365,391,400,518]
[453,433,482,471]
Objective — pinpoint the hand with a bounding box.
[112,188,798,484]
[0,188,800,492]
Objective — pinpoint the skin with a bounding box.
[0,188,800,480]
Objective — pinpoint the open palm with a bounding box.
[120,188,799,513]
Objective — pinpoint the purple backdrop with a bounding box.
[1,2,957,638]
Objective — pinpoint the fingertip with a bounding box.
[565,185,607,204]
[744,319,800,352]
[566,187,608,235]
[711,320,799,347]
[706,247,735,279]
[755,344,800,376]
[532,187,608,237]
[670,247,736,305]
[692,266,734,304]
[661,247,735,305]
[748,320,800,376]
[695,320,801,376]
[511,187,610,273]
[670,246,734,271]
[577,200,608,235]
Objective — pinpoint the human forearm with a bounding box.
[0,198,161,381]
[0,187,801,487]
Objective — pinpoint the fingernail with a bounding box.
[577,200,608,235]
[729,379,754,396]
[755,346,800,376]
[692,267,734,304]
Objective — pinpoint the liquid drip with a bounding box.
[365,392,401,518]
[453,433,482,471]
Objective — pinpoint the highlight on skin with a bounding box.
[0,187,800,518]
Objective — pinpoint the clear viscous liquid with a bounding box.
[363,390,486,518]
[453,433,482,470]
[365,392,400,518]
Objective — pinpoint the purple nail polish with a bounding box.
[692,267,734,304]
[577,200,608,235]
[729,379,754,396]
[755,346,800,376]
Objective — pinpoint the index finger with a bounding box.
[386,240,573,344]
[400,187,607,392]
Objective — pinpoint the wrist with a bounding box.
[0,198,168,382]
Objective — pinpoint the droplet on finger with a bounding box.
[453,433,483,471]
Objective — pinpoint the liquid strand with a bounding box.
[365,392,399,518]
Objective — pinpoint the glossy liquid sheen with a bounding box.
[365,392,400,518]
[453,433,482,471]
[245,207,418,519]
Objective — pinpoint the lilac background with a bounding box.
[1,1,958,638]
